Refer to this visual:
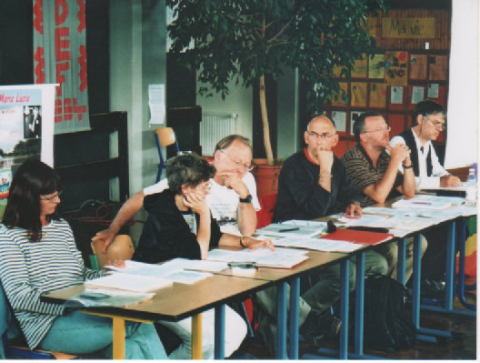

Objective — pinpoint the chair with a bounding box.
[256,193,278,228]
[0,280,77,359]
[91,235,135,270]
[155,127,180,182]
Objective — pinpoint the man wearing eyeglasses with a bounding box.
[254,115,390,354]
[93,135,262,359]
[390,100,461,189]
[390,100,460,297]
[342,111,427,282]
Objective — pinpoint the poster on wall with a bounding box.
[0,84,55,212]
[33,0,90,134]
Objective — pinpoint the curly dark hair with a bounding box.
[166,153,216,195]
[2,158,62,242]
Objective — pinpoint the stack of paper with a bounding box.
[207,247,309,269]
[65,288,155,308]
[256,221,327,238]
[85,273,173,293]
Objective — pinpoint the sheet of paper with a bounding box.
[163,270,212,284]
[85,273,172,293]
[390,86,403,104]
[274,237,362,252]
[148,84,166,125]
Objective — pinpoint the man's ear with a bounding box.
[331,133,339,148]
[359,132,368,144]
[416,114,424,126]
[304,131,310,145]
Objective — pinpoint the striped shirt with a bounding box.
[0,220,104,349]
[341,144,403,207]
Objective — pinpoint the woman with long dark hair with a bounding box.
[0,159,167,359]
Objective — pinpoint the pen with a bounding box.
[412,202,432,205]
[279,227,300,232]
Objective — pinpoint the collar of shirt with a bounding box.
[303,147,320,166]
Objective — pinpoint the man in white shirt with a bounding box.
[96,134,260,250]
[390,100,461,190]
[93,134,261,359]
[390,100,460,295]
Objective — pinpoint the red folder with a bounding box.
[322,228,394,245]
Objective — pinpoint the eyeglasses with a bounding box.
[362,126,391,134]
[424,117,446,131]
[198,181,212,193]
[307,131,337,140]
[220,150,254,171]
[40,190,62,202]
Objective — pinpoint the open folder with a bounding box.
[322,228,394,245]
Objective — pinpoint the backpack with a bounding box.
[363,273,416,352]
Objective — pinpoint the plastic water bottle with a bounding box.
[465,167,477,206]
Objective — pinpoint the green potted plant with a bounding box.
[167,0,386,192]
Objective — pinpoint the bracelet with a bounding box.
[240,236,247,248]
[403,164,413,169]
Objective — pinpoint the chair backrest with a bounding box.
[156,127,179,150]
[256,193,278,229]
[0,280,11,359]
[91,235,134,270]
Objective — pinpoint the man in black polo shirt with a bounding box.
[390,100,460,295]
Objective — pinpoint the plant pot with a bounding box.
[252,159,282,199]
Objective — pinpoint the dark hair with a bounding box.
[353,111,383,143]
[412,99,446,126]
[214,134,252,152]
[166,153,216,194]
[2,158,62,242]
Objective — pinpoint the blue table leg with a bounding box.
[276,282,288,359]
[338,258,349,359]
[354,252,365,357]
[289,277,300,359]
[397,237,407,285]
[411,233,422,329]
[214,304,225,359]
[421,220,475,317]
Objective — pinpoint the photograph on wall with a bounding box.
[428,55,448,81]
[409,54,428,80]
[350,82,367,107]
[368,54,385,79]
[384,51,409,86]
[369,83,387,109]
[351,55,368,78]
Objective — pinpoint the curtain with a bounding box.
[33,0,90,134]
[445,0,479,169]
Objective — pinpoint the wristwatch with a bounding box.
[239,194,252,203]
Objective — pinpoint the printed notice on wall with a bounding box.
[148,84,166,125]
[331,111,347,132]
[411,86,425,104]
[390,86,404,105]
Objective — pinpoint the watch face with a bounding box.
[240,194,252,203]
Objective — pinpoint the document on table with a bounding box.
[85,273,173,293]
[207,247,309,269]
[273,237,363,252]
[105,259,215,285]
[255,222,327,238]
[64,288,155,308]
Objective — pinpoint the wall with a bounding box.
[109,0,166,196]
[196,77,254,144]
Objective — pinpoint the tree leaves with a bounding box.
[167,0,387,112]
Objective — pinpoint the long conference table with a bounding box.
[42,194,476,360]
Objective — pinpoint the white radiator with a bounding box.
[200,112,238,156]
